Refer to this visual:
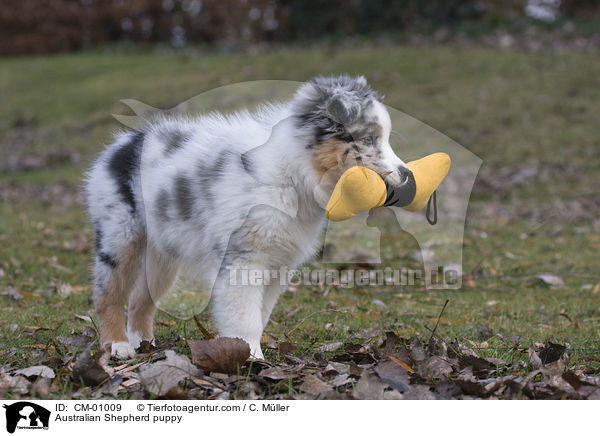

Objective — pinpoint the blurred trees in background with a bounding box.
[1,0,598,55]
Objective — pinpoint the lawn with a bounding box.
[0,45,599,399]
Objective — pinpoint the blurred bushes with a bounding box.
[1,0,599,55]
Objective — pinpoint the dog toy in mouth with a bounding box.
[325,152,451,223]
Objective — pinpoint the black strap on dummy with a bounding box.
[383,171,439,226]
[426,190,437,225]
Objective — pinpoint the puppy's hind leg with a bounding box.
[127,244,179,349]
[93,237,145,359]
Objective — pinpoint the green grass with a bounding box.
[1,45,599,398]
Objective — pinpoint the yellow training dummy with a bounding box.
[325,152,451,222]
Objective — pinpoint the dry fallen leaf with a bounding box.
[317,342,344,353]
[353,370,388,400]
[71,345,113,386]
[258,366,300,380]
[298,375,333,397]
[528,347,543,370]
[189,337,250,374]
[535,273,564,288]
[420,356,454,380]
[374,360,410,393]
[324,362,349,375]
[278,341,297,356]
[389,355,414,373]
[74,314,92,323]
[330,373,352,387]
[0,371,30,395]
[538,342,567,365]
[56,282,72,297]
[15,365,55,379]
[138,350,198,396]
[2,286,23,300]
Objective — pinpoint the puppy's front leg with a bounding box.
[211,263,265,359]
[262,282,286,329]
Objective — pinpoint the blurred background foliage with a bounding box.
[1,0,599,55]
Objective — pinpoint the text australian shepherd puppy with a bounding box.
[85,75,411,359]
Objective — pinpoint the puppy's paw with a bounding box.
[127,330,154,350]
[110,341,136,359]
[249,345,265,361]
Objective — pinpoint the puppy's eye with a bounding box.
[361,136,376,147]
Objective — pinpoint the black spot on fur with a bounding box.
[212,150,231,176]
[335,131,354,142]
[94,228,103,253]
[160,129,191,154]
[155,189,170,222]
[298,113,349,146]
[109,131,144,213]
[199,150,232,185]
[93,224,116,269]
[195,161,215,206]
[175,175,194,220]
[99,252,118,268]
[240,153,254,176]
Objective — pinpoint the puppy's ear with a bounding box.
[325,92,361,126]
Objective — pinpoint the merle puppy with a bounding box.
[85,76,409,359]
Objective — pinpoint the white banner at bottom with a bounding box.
[0,399,595,435]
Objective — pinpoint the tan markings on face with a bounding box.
[311,138,350,179]
[371,125,383,141]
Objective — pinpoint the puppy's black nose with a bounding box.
[384,167,416,207]
[398,166,412,184]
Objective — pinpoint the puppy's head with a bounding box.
[294,75,409,193]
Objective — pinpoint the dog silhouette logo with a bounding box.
[3,402,50,433]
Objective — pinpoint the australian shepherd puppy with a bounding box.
[85,75,410,359]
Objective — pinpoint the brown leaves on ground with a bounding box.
[189,337,250,374]
[71,345,113,386]
[182,332,600,399]
[1,330,599,400]
[138,350,199,396]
